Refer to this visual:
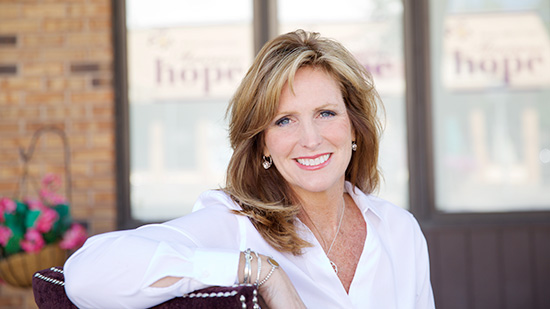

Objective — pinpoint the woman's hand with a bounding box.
[239,252,305,309]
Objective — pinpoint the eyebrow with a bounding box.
[275,103,341,116]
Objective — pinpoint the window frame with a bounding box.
[403,0,550,228]
[113,0,550,229]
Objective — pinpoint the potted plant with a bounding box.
[0,174,86,287]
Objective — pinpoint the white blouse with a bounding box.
[64,182,435,308]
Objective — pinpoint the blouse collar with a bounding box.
[344,181,384,226]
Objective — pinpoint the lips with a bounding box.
[296,154,331,167]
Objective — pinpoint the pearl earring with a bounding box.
[262,156,272,169]
[352,141,357,152]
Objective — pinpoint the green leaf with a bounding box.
[15,200,28,214]
[53,204,72,233]
[25,210,41,229]
[4,234,22,255]
[42,229,60,244]
[4,213,24,237]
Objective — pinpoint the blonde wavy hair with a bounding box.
[224,30,383,255]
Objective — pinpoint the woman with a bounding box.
[64,30,435,308]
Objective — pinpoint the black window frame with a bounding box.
[112,0,550,229]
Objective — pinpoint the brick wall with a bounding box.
[0,0,116,307]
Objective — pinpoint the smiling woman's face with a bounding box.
[263,66,355,197]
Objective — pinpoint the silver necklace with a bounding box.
[302,197,346,274]
[327,197,345,274]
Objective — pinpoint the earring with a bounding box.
[262,155,272,170]
[352,141,357,152]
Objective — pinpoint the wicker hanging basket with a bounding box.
[0,127,73,288]
[0,244,67,288]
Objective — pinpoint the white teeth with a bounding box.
[297,154,330,166]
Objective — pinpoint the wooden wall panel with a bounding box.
[424,230,441,305]
[470,229,502,309]
[533,227,550,309]
[501,228,534,309]
[435,230,470,309]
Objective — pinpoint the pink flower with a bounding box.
[60,224,87,250]
[36,207,59,233]
[41,173,62,191]
[20,229,45,253]
[26,198,45,210]
[0,226,12,246]
[0,198,17,222]
[39,174,66,205]
[39,189,66,205]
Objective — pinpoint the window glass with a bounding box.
[430,0,550,212]
[126,0,253,220]
[279,0,409,208]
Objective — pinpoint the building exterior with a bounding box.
[0,0,549,308]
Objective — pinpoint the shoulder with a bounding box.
[162,190,244,246]
[366,195,417,226]
[192,189,242,212]
[348,186,422,237]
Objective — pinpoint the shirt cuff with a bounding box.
[190,248,241,286]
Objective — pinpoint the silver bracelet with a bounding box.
[258,257,279,287]
[243,248,253,284]
[254,251,261,285]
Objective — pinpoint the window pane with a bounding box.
[126,0,253,220]
[279,0,408,208]
[430,0,550,212]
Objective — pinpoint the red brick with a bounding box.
[0,181,18,194]
[72,148,113,162]
[71,204,92,219]
[0,77,43,91]
[92,162,113,175]
[67,3,110,18]
[43,18,84,32]
[0,19,39,32]
[90,218,116,234]
[91,105,113,118]
[25,121,65,133]
[0,4,20,19]
[0,122,19,134]
[86,46,113,62]
[45,77,87,91]
[90,133,113,148]
[66,134,87,148]
[91,76,112,88]
[73,176,114,190]
[0,165,22,178]
[25,92,66,105]
[37,133,67,148]
[71,120,112,133]
[71,90,113,104]
[0,151,20,163]
[0,106,39,118]
[38,48,89,61]
[21,34,64,47]
[0,92,21,105]
[0,49,41,62]
[70,162,90,176]
[22,3,67,18]
[94,191,115,203]
[22,62,65,76]
[88,18,111,31]
[43,106,86,119]
[65,32,109,47]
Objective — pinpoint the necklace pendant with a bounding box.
[330,260,338,274]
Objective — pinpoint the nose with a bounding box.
[299,120,322,149]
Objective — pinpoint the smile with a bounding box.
[296,154,331,167]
